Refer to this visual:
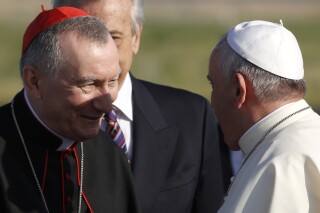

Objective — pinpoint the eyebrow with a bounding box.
[75,76,99,85]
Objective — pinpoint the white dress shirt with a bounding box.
[219,100,320,213]
[113,73,133,160]
[230,150,244,175]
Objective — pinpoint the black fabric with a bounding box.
[217,126,234,192]
[0,90,141,213]
[129,74,225,213]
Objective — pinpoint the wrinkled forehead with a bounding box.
[81,0,132,15]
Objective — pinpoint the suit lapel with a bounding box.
[130,75,179,211]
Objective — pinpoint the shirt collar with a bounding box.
[24,90,74,151]
[239,99,310,156]
[112,73,133,121]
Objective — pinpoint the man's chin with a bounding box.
[75,127,101,141]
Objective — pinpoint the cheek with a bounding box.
[59,92,91,116]
[210,90,215,107]
[210,90,219,112]
[210,90,227,125]
[118,42,133,72]
[110,87,119,102]
[43,88,66,109]
[66,95,85,108]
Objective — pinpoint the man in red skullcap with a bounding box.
[53,1,225,212]
[0,6,140,212]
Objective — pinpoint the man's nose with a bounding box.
[92,88,113,113]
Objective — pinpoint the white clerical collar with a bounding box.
[239,99,310,156]
[24,90,74,151]
[112,73,133,121]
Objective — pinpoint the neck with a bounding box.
[248,96,303,127]
[232,97,303,147]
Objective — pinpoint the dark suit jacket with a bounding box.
[129,74,224,213]
[0,90,140,212]
[218,126,234,192]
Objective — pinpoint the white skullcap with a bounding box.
[227,20,304,80]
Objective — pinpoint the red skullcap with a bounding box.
[22,6,90,55]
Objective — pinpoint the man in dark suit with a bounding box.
[0,7,140,212]
[54,1,225,212]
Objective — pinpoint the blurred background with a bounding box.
[1,0,319,110]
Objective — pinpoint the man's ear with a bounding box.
[22,65,42,99]
[132,24,143,55]
[233,72,247,109]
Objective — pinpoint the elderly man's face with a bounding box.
[36,32,120,141]
[208,57,240,150]
[81,0,141,89]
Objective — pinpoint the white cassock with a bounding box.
[219,99,320,213]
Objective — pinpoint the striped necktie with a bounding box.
[105,110,128,155]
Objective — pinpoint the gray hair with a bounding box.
[210,35,306,102]
[53,0,145,35]
[20,16,109,76]
[131,0,144,35]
